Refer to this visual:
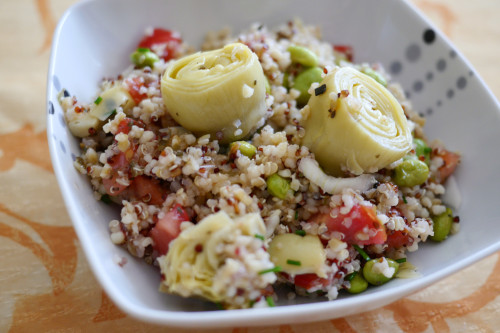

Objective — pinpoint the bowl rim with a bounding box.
[46,0,500,328]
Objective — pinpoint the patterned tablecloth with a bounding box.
[1,0,499,332]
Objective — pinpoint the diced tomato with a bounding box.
[102,174,128,196]
[125,77,148,104]
[310,204,387,245]
[386,230,413,249]
[293,273,329,290]
[102,151,130,195]
[130,175,165,205]
[435,149,460,183]
[138,28,182,61]
[333,44,354,62]
[150,204,190,255]
[116,118,134,134]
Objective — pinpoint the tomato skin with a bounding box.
[294,273,329,290]
[435,149,460,183]
[138,28,182,61]
[310,204,387,245]
[150,204,189,255]
[102,151,131,195]
[130,175,165,205]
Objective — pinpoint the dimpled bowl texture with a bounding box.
[47,0,500,328]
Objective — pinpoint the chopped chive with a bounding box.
[345,271,357,281]
[353,244,371,261]
[215,302,224,310]
[137,47,150,53]
[254,234,265,241]
[258,266,281,275]
[295,210,299,220]
[295,230,306,236]
[266,296,275,307]
[94,96,103,105]
[286,259,301,266]
[110,109,117,117]
[100,194,112,204]
[402,194,408,204]
[424,147,432,154]
[249,299,256,307]
[395,258,407,263]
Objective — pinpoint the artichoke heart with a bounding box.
[302,67,412,175]
[161,43,267,143]
[158,212,274,304]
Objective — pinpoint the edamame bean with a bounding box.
[230,141,257,158]
[361,67,387,86]
[430,207,453,242]
[414,138,431,165]
[346,272,368,294]
[131,47,160,68]
[363,258,399,286]
[266,173,291,199]
[293,67,323,106]
[393,158,429,187]
[287,45,319,67]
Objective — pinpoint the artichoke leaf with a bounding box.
[161,43,268,143]
[302,67,412,176]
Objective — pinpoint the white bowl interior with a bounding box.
[47,0,500,327]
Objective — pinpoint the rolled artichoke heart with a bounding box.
[302,67,412,175]
[158,211,272,303]
[161,43,267,143]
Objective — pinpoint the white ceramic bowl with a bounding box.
[47,0,500,328]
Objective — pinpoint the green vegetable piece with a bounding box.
[230,141,257,158]
[131,47,160,68]
[363,258,400,286]
[393,158,429,187]
[413,138,431,165]
[287,45,319,67]
[361,67,387,86]
[430,208,454,242]
[266,173,291,199]
[265,77,271,94]
[293,67,323,106]
[347,272,368,294]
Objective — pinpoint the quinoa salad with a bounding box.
[60,21,461,309]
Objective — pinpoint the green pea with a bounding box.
[430,208,453,242]
[346,272,368,294]
[393,158,429,187]
[230,141,257,158]
[414,138,432,165]
[293,67,323,106]
[361,67,387,86]
[287,45,319,67]
[363,258,399,286]
[266,173,291,199]
[131,47,159,68]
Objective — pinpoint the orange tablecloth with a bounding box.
[1,0,499,331]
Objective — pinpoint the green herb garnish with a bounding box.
[266,296,275,307]
[258,266,282,275]
[353,244,371,261]
[345,271,357,281]
[295,230,306,236]
[100,194,112,204]
[395,258,407,263]
[402,194,408,204]
[94,96,103,105]
[254,234,265,241]
[286,259,301,266]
